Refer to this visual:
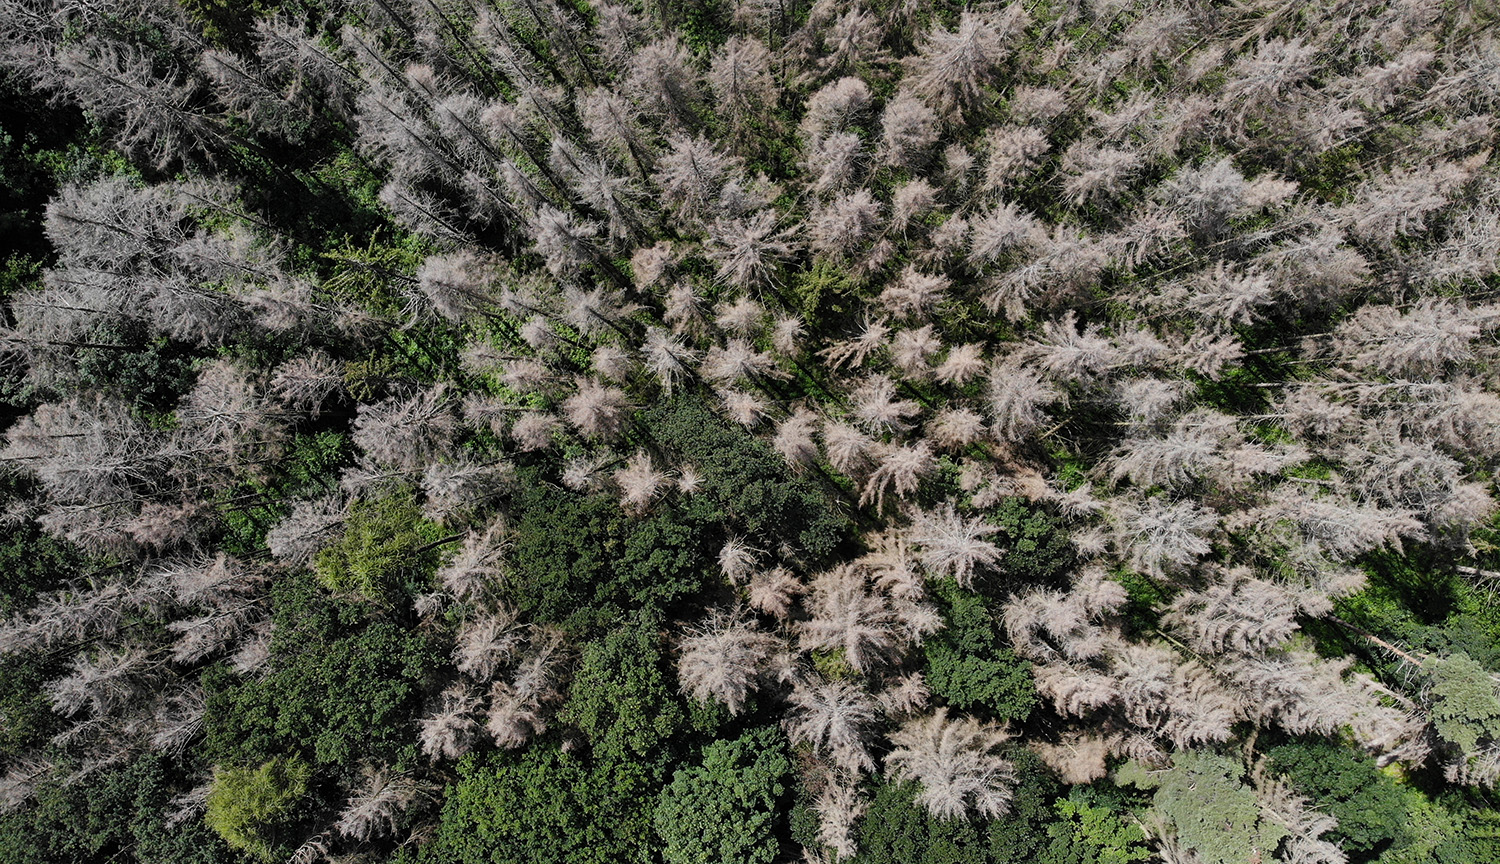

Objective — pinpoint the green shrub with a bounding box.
[924,583,1037,722]
[1268,740,1412,858]
[854,779,989,864]
[202,571,441,770]
[986,497,1073,594]
[561,618,685,762]
[0,755,233,864]
[654,726,792,864]
[432,743,667,864]
[505,473,718,632]
[643,395,850,561]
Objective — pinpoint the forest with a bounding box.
[0,0,1498,862]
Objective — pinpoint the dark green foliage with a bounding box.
[429,552,702,864]
[985,498,1073,594]
[0,755,234,864]
[0,480,83,617]
[653,726,792,864]
[673,0,730,53]
[854,779,990,864]
[204,755,312,862]
[72,324,198,412]
[432,743,664,864]
[202,571,441,771]
[312,487,446,602]
[1114,571,1168,640]
[1378,791,1497,864]
[0,652,54,761]
[643,395,849,561]
[176,0,273,51]
[852,751,1076,864]
[1409,611,1500,676]
[987,749,1066,863]
[0,231,42,308]
[561,618,685,763]
[506,478,714,632]
[789,783,823,851]
[0,69,86,265]
[218,431,352,557]
[924,583,1037,722]
[433,748,596,864]
[1267,741,1500,864]
[790,258,863,328]
[1268,740,1413,859]
[5,5,1500,864]
[0,479,83,758]
[1430,799,1500,864]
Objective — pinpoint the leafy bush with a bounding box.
[433,743,664,864]
[561,618,685,763]
[0,755,232,864]
[644,395,850,560]
[1268,740,1411,859]
[854,778,990,864]
[654,726,792,864]
[985,498,1073,594]
[1043,788,1150,864]
[203,571,440,770]
[924,583,1037,722]
[1426,653,1500,772]
[506,477,716,632]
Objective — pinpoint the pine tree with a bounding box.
[419,684,483,761]
[562,377,634,440]
[784,675,879,774]
[810,190,883,261]
[707,211,798,290]
[352,387,458,470]
[879,92,940,170]
[654,133,742,227]
[44,40,225,169]
[908,503,1004,588]
[622,36,702,129]
[677,608,781,714]
[850,374,921,434]
[799,564,905,673]
[903,8,1028,119]
[335,767,433,842]
[987,357,1060,443]
[708,36,775,134]
[487,632,567,747]
[1114,496,1217,579]
[801,77,871,138]
[815,780,867,860]
[860,441,936,510]
[773,408,822,470]
[884,708,1016,820]
[748,567,803,619]
[615,450,670,514]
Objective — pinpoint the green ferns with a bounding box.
[204,756,310,862]
[312,488,446,602]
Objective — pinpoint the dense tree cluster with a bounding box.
[1,0,1499,863]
